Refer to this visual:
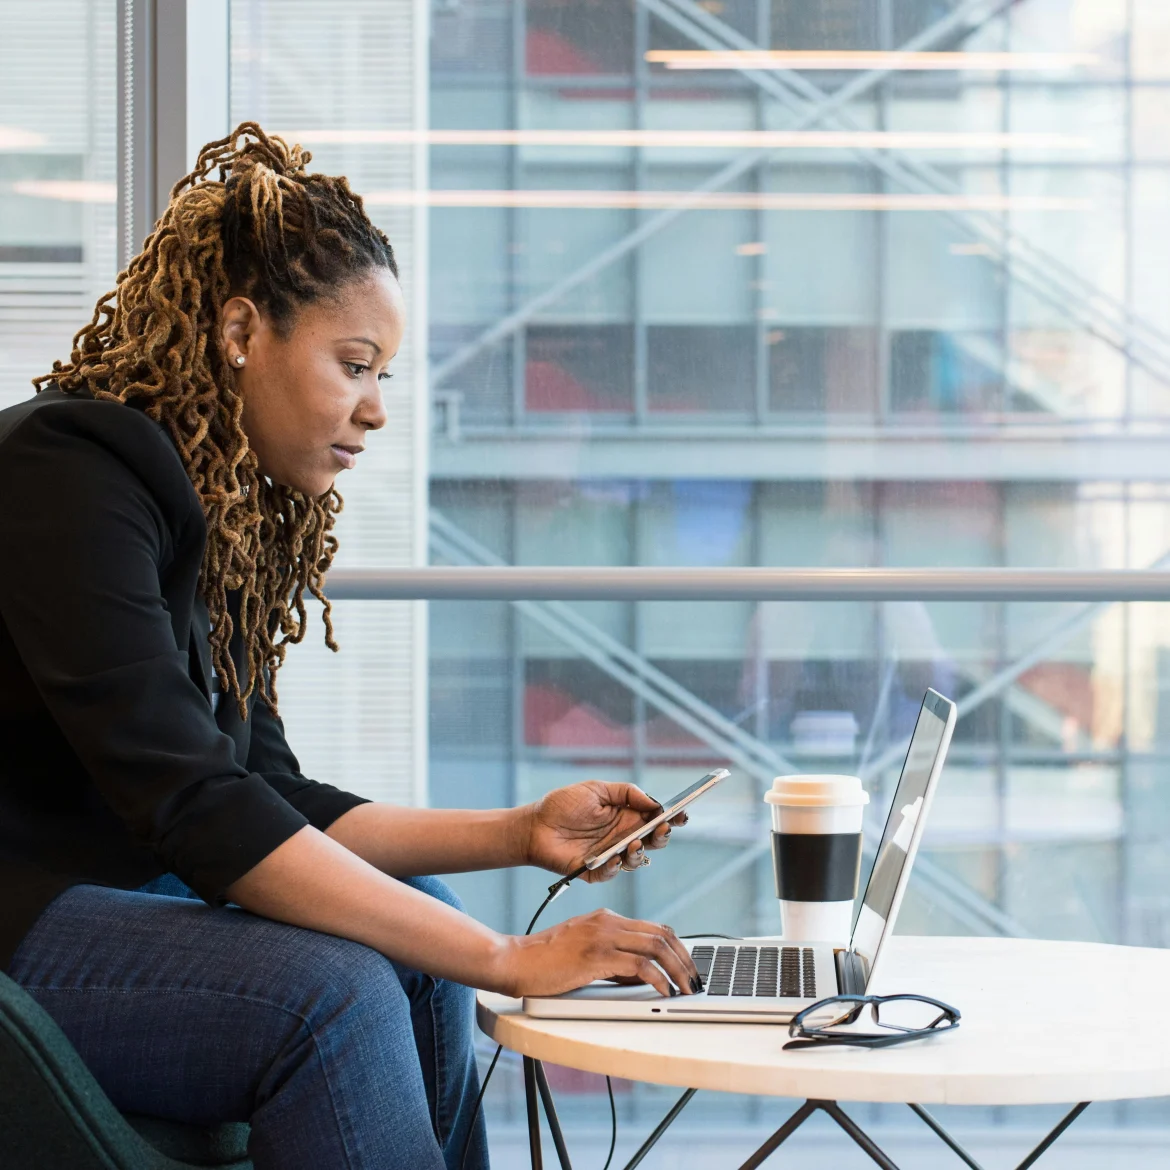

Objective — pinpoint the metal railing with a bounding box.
[327,566,1170,602]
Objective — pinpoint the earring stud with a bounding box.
[235,355,245,366]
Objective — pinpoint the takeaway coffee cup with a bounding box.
[765,774,869,944]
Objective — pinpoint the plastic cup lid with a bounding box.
[764,774,870,807]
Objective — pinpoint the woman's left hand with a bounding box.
[519,781,689,883]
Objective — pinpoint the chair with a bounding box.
[0,969,252,1169]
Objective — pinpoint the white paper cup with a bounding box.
[765,775,869,944]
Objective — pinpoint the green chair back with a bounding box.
[0,969,251,1169]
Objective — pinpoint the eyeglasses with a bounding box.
[784,993,960,1050]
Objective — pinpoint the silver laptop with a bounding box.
[524,689,957,1023]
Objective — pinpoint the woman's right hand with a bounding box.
[493,908,701,999]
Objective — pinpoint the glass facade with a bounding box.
[7,0,1170,1162]
[422,0,1170,946]
[422,0,1170,1156]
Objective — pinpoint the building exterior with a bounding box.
[422,0,1170,956]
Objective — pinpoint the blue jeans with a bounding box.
[8,874,489,1170]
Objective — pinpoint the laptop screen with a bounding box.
[848,690,953,970]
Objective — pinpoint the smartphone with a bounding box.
[583,768,731,871]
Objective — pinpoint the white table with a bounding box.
[477,936,1170,1170]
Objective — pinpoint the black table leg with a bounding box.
[908,1101,1090,1170]
[533,1060,574,1170]
[819,1101,903,1170]
[524,1059,696,1170]
[908,1104,987,1170]
[620,1087,698,1170]
[1014,1102,1091,1170]
[523,1056,544,1170]
[738,1101,903,1169]
[523,1061,1090,1170]
[736,1099,819,1170]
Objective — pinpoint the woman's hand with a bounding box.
[517,781,690,883]
[496,908,701,998]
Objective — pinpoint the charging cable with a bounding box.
[528,865,587,934]
[462,867,617,1170]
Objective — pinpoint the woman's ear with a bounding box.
[220,296,262,369]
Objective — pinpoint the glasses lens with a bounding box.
[794,997,866,1032]
[873,997,949,1032]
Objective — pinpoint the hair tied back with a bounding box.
[34,122,398,717]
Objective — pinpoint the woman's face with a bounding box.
[220,268,406,497]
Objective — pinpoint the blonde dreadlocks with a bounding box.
[33,122,398,717]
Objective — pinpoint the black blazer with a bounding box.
[0,388,368,969]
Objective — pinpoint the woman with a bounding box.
[0,124,698,1170]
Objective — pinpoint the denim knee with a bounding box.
[393,879,477,1016]
[404,875,466,916]
[279,931,409,1035]
[277,883,473,1040]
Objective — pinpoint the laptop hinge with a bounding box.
[834,948,869,996]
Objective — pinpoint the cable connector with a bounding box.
[547,863,588,901]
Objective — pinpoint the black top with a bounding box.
[0,388,369,970]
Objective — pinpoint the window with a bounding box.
[0,0,116,410]
[7,0,1170,1158]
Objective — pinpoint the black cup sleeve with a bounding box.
[771,831,863,902]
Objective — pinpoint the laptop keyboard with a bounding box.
[690,944,817,998]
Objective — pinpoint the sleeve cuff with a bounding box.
[158,773,312,907]
[257,774,372,834]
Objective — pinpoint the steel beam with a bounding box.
[416,513,1169,934]
[431,0,1170,400]
[429,0,1006,391]
[425,511,1032,937]
[651,0,1170,386]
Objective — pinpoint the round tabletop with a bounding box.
[478,936,1170,1106]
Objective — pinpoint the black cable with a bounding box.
[459,1043,501,1170]
[460,868,588,1170]
[601,1072,617,1170]
[462,870,710,1169]
[526,866,584,935]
